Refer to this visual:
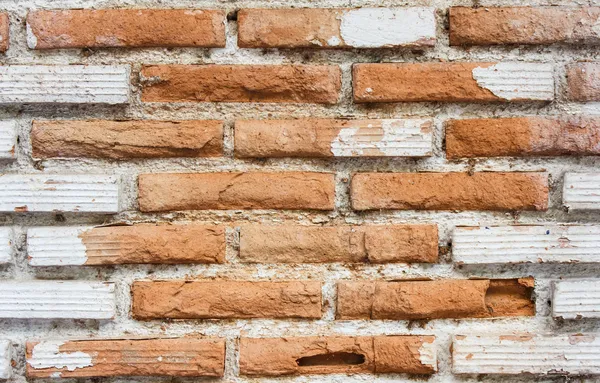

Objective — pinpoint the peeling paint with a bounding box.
[28,341,93,373]
[417,339,437,371]
[472,62,554,101]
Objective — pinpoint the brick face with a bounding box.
[567,62,600,101]
[0,13,8,52]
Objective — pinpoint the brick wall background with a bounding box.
[1,0,600,381]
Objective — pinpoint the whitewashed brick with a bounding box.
[0,340,10,380]
[0,227,13,265]
[0,281,115,319]
[553,280,600,319]
[0,66,129,104]
[0,121,16,159]
[0,174,119,213]
[472,62,555,101]
[28,226,90,266]
[453,225,600,264]
[453,334,600,375]
[564,173,600,210]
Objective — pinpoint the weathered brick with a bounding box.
[27,225,225,266]
[567,62,600,101]
[239,336,436,376]
[141,65,341,103]
[0,227,12,265]
[27,9,225,49]
[353,62,554,102]
[32,120,223,159]
[0,340,10,380]
[351,172,548,211]
[235,119,433,158]
[131,280,322,319]
[337,278,534,320]
[0,121,17,160]
[446,117,600,158]
[553,280,600,319]
[450,7,600,46]
[0,13,8,52]
[239,225,438,263]
[138,172,335,212]
[26,338,224,378]
[563,173,600,210]
[238,8,436,48]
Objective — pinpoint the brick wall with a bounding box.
[1,0,600,381]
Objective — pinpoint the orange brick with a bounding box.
[141,65,341,103]
[32,120,223,159]
[0,13,8,52]
[138,172,335,212]
[446,117,600,158]
[131,280,322,319]
[351,172,548,211]
[567,62,600,101]
[27,9,226,49]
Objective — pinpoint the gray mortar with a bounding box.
[0,0,600,382]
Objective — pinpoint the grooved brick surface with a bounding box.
[553,280,600,319]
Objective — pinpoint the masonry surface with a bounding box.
[1,1,600,383]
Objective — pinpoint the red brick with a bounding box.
[567,62,600,101]
[131,280,322,319]
[138,172,335,212]
[239,225,438,263]
[337,278,534,320]
[446,117,600,158]
[32,120,223,159]
[239,336,436,376]
[141,65,341,103]
[0,13,8,52]
[351,172,548,211]
[27,9,226,49]
[450,7,600,46]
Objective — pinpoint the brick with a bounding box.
[351,172,548,211]
[138,172,335,212]
[238,8,435,49]
[446,117,600,158]
[567,62,600,101]
[454,225,600,265]
[32,120,223,159]
[239,336,436,376]
[450,7,600,46]
[337,278,534,320]
[131,280,322,320]
[26,338,224,378]
[239,225,438,263]
[141,65,341,104]
[0,227,13,265]
[0,341,10,380]
[564,173,600,210]
[235,119,433,158]
[453,334,600,375]
[0,65,129,104]
[0,174,119,213]
[27,9,225,49]
[27,225,225,266]
[0,121,16,160]
[553,280,600,319]
[0,281,115,319]
[353,62,554,103]
[0,13,8,52]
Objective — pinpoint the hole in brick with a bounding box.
[296,352,365,366]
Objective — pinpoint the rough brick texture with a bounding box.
[567,62,600,101]
[0,13,8,52]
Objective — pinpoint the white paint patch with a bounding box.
[0,121,16,159]
[0,281,115,319]
[29,341,93,373]
[0,227,13,265]
[418,340,437,371]
[26,23,38,49]
[330,119,432,157]
[327,36,341,46]
[0,65,130,104]
[0,340,11,380]
[453,225,600,264]
[553,280,600,319]
[472,62,554,101]
[0,174,120,213]
[27,227,90,266]
[453,334,600,375]
[340,8,436,48]
[563,172,600,210]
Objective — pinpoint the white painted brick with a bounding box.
[564,173,600,210]
[0,65,130,104]
[0,227,13,265]
[453,225,600,264]
[453,334,600,375]
[472,62,554,101]
[28,226,90,266]
[0,340,10,380]
[0,121,16,160]
[553,280,600,319]
[0,174,119,213]
[0,281,115,319]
